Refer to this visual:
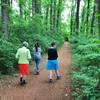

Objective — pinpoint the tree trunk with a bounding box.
[50,0,53,31]
[80,5,85,33]
[96,0,100,37]
[10,0,12,5]
[35,0,41,14]
[1,0,10,39]
[19,0,23,18]
[70,7,73,34]
[32,0,36,16]
[86,0,90,33]
[56,0,62,31]
[91,0,96,34]
[45,5,49,30]
[76,0,81,35]
[53,0,57,30]
[70,0,75,35]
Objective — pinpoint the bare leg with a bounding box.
[55,70,61,80]
[49,70,53,79]
[55,70,60,76]
[48,70,53,83]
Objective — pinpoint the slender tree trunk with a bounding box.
[50,0,53,31]
[10,0,12,5]
[96,0,100,37]
[91,0,96,34]
[80,5,85,33]
[38,0,41,14]
[0,0,1,18]
[53,0,57,30]
[46,5,49,30]
[76,0,81,35]
[35,0,41,14]
[70,7,73,34]
[70,0,75,35]
[86,0,90,33]
[35,0,37,14]
[24,3,27,20]
[32,0,41,15]
[56,0,62,31]
[1,0,10,39]
[32,0,36,16]
[19,0,23,18]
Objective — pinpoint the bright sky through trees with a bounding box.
[61,0,84,23]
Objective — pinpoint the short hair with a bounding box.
[23,41,28,47]
[51,42,56,47]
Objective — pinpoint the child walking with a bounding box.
[47,42,61,83]
[33,42,42,75]
[16,41,31,85]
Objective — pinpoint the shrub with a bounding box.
[0,39,18,74]
[71,35,100,100]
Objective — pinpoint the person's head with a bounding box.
[23,41,28,48]
[35,42,40,52]
[51,42,56,48]
[35,42,40,47]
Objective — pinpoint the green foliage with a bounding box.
[69,0,100,99]
[0,39,18,74]
[0,0,67,75]
[0,15,65,75]
[71,35,100,100]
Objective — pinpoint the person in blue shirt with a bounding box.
[33,42,42,75]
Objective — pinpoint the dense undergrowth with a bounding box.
[71,34,100,100]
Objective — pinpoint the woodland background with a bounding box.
[0,0,100,99]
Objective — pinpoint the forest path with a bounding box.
[0,42,72,100]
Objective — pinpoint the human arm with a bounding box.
[15,49,19,59]
[27,50,31,60]
[55,49,58,58]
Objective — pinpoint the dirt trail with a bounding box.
[0,42,72,100]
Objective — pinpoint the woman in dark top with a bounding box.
[48,47,58,60]
[47,42,61,83]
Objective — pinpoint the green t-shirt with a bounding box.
[16,46,31,64]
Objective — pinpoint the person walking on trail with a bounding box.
[15,41,31,85]
[47,42,61,83]
[33,42,42,75]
